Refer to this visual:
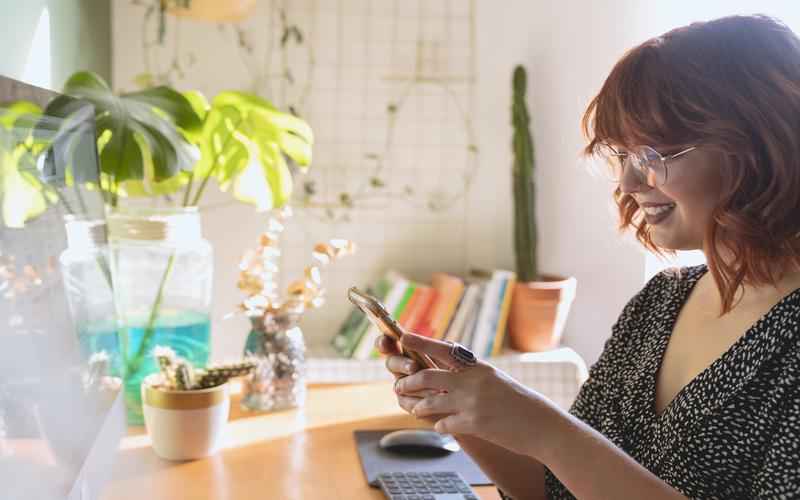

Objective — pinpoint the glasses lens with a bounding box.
[630,146,665,187]
[594,144,624,182]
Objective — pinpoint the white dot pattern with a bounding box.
[533,265,800,499]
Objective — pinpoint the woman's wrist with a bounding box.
[524,396,572,463]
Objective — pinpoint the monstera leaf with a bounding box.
[0,102,49,228]
[43,71,203,201]
[188,90,313,210]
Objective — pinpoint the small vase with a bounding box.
[241,323,307,412]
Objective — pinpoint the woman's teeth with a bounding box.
[643,204,675,215]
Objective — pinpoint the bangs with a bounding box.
[582,39,694,155]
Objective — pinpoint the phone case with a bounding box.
[347,287,438,369]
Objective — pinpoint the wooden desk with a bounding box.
[104,383,501,500]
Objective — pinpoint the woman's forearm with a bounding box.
[539,409,688,500]
[456,434,547,500]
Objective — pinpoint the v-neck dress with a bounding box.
[537,265,800,499]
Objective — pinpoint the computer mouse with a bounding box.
[378,429,461,455]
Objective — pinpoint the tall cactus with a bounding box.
[512,65,538,282]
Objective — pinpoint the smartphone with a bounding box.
[347,286,438,369]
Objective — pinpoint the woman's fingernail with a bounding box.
[404,361,414,372]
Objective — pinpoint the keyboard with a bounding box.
[377,471,479,500]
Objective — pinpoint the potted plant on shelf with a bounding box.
[141,346,256,460]
[1,70,313,425]
[507,65,577,352]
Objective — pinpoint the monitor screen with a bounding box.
[0,76,124,500]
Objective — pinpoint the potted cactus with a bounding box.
[507,65,577,352]
[141,346,256,460]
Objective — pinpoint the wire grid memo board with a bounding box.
[114,0,480,347]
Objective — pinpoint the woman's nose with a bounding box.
[618,163,647,194]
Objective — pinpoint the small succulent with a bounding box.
[151,346,257,391]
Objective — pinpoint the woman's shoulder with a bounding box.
[618,263,707,324]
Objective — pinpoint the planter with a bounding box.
[508,275,576,352]
[109,207,213,425]
[167,0,256,22]
[141,378,229,461]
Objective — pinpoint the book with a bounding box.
[470,270,515,358]
[459,283,484,350]
[486,273,517,356]
[443,282,481,343]
[330,285,375,358]
[407,286,439,336]
[398,285,422,328]
[419,273,465,339]
[352,271,406,360]
[490,273,517,357]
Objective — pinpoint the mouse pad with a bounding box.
[354,430,492,487]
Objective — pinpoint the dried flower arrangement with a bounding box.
[234,206,356,334]
[148,346,256,391]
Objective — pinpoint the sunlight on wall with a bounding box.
[642,2,800,281]
[21,6,51,89]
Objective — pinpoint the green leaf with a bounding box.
[123,86,203,136]
[1,145,47,228]
[47,70,198,186]
[187,90,313,208]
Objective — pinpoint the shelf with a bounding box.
[307,347,588,411]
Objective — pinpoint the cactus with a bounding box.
[512,65,538,282]
[174,362,195,390]
[194,359,258,390]
[150,345,256,391]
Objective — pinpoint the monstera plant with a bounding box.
[39,71,312,210]
[0,71,313,424]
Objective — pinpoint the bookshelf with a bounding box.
[307,346,587,411]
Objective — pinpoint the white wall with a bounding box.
[110,1,800,366]
[482,0,651,365]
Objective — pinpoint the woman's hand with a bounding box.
[374,334,441,421]
[388,332,563,459]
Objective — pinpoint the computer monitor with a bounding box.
[0,75,125,500]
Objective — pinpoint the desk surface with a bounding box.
[104,383,501,500]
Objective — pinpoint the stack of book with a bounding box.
[331,269,517,360]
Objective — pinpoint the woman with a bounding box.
[377,15,800,499]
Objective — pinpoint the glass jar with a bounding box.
[241,323,307,412]
[60,216,120,374]
[108,207,213,425]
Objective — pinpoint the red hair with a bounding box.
[583,15,800,313]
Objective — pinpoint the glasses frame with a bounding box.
[604,144,697,188]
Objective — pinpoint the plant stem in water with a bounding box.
[124,252,176,377]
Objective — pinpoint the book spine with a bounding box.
[491,274,517,357]
[410,287,438,336]
[470,273,504,357]
[429,273,465,340]
[330,287,373,358]
[460,285,484,350]
[443,283,479,343]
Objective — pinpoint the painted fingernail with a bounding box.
[404,361,414,372]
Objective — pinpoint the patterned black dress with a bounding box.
[506,265,800,499]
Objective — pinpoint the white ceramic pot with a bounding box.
[141,381,230,461]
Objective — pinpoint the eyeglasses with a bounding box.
[599,144,697,188]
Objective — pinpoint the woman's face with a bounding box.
[619,148,723,251]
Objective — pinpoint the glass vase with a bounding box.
[108,207,213,425]
[241,323,307,412]
[60,216,120,374]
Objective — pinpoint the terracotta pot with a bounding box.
[168,0,257,22]
[508,274,577,352]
